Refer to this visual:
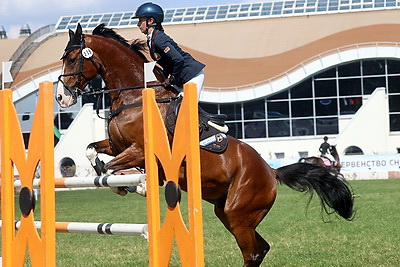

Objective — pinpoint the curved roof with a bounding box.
[3,4,400,103]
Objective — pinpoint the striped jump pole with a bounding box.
[0,221,148,239]
[14,174,146,189]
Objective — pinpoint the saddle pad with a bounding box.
[321,157,332,167]
[166,99,228,153]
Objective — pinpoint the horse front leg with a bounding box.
[86,139,114,176]
[103,143,146,197]
[86,140,146,197]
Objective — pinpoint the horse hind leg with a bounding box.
[214,206,270,267]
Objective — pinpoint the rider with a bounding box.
[133,2,205,100]
[319,136,335,166]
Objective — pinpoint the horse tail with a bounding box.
[276,162,354,220]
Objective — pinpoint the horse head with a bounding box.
[56,23,102,108]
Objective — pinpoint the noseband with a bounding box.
[58,34,100,100]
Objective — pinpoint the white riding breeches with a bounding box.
[173,69,205,101]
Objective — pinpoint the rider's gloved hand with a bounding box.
[163,75,175,87]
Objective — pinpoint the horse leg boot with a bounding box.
[86,144,131,196]
[86,145,106,176]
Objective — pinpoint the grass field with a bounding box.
[3,178,400,266]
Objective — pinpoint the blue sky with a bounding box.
[0,0,256,38]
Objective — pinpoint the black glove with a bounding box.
[163,75,175,87]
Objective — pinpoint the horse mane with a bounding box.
[92,24,149,62]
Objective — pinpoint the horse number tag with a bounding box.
[82,48,93,59]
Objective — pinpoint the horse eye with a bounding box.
[68,57,76,65]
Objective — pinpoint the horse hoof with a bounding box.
[126,186,137,193]
[86,146,97,161]
[110,187,128,196]
[135,183,146,197]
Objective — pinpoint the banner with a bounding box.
[340,154,400,172]
[264,154,400,172]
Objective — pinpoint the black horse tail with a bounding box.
[276,162,354,220]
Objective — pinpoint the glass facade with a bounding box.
[200,59,400,139]
[55,0,400,32]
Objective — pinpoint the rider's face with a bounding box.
[137,17,147,34]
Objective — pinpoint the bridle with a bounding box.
[58,34,102,100]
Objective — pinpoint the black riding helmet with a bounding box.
[132,2,164,24]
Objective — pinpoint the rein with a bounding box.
[59,34,178,121]
[82,83,178,120]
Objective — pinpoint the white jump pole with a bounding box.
[0,221,148,239]
[14,174,146,189]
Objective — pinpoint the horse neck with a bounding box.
[89,36,174,103]
[331,148,339,161]
[92,40,144,88]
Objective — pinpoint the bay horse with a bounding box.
[56,24,354,266]
[300,145,342,173]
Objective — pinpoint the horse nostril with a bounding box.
[57,95,62,102]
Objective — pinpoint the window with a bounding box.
[315,79,337,97]
[390,114,400,131]
[315,98,337,116]
[338,61,360,77]
[244,99,265,120]
[268,120,290,137]
[316,117,338,135]
[339,78,361,96]
[220,103,241,120]
[245,121,266,138]
[227,122,242,139]
[291,100,313,117]
[340,97,362,115]
[363,77,386,94]
[388,76,400,93]
[291,79,312,98]
[267,101,289,118]
[389,95,400,112]
[292,119,314,136]
[363,60,385,75]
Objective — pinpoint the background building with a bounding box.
[1,0,400,178]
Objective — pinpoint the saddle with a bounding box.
[321,155,337,167]
[166,97,229,153]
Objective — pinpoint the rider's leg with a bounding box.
[186,69,205,100]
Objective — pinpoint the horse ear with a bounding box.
[76,23,82,37]
[69,29,74,40]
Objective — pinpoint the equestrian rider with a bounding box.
[133,2,206,100]
[319,136,335,165]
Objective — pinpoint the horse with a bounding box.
[56,24,354,266]
[300,145,342,173]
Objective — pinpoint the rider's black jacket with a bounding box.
[148,29,205,87]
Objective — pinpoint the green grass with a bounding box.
[3,179,400,266]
